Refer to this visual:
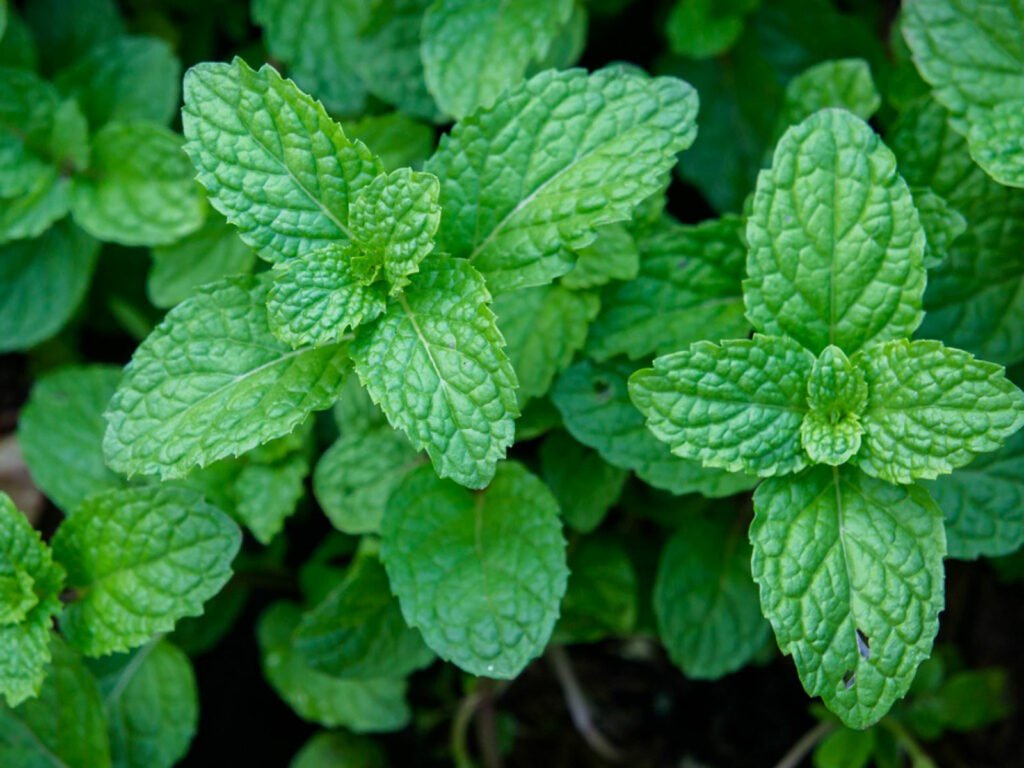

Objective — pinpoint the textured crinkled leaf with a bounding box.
[313,426,422,535]
[427,68,699,291]
[0,636,111,768]
[0,67,64,196]
[233,454,308,545]
[801,346,867,466]
[104,276,350,480]
[291,731,386,768]
[665,0,759,59]
[295,553,433,679]
[492,284,599,406]
[554,536,637,644]
[259,602,411,732]
[351,257,517,489]
[655,513,769,679]
[752,466,945,728]
[381,463,568,678]
[268,245,388,347]
[90,640,197,768]
[0,221,99,353]
[341,112,435,172]
[540,431,627,533]
[562,222,640,290]
[53,485,241,656]
[746,109,926,355]
[0,167,69,244]
[902,0,1024,186]
[421,0,575,119]
[0,494,65,707]
[777,58,880,133]
[801,410,863,467]
[348,168,440,291]
[853,340,1024,484]
[912,186,966,269]
[71,122,205,247]
[630,335,814,477]
[148,214,256,308]
[181,58,382,263]
[927,428,1024,559]
[587,215,748,361]
[251,0,369,115]
[18,365,124,512]
[552,359,756,497]
[54,36,180,128]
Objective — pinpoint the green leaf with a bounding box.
[665,0,759,59]
[0,221,99,353]
[654,512,769,679]
[0,494,65,707]
[540,431,627,533]
[901,0,1024,187]
[853,340,1024,484]
[104,276,349,480]
[630,335,814,477]
[351,257,518,489]
[258,602,411,732]
[813,728,875,768]
[148,214,256,308]
[233,454,308,545]
[586,214,748,361]
[0,10,37,71]
[53,485,241,656]
[313,426,422,535]
[746,109,926,355]
[90,640,197,768]
[290,731,386,768]
[181,57,382,263]
[70,122,205,247]
[777,59,881,133]
[800,346,868,466]
[295,551,434,679]
[552,359,756,497]
[24,0,122,73]
[492,284,599,406]
[912,186,966,269]
[0,636,111,768]
[267,245,388,347]
[340,112,435,172]
[751,465,945,728]
[926,428,1024,559]
[54,36,180,128]
[18,365,124,512]
[380,462,568,678]
[421,0,575,119]
[554,536,637,644]
[427,68,699,291]
[562,222,640,290]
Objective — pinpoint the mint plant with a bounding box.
[630,108,1024,727]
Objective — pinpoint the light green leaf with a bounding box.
[655,512,769,679]
[233,454,308,545]
[71,122,205,247]
[259,602,411,732]
[901,0,1024,186]
[380,462,568,678]
[427,68,699,291]
[800,346,868,466]
[554,536,637,644]
[853,339,1024,484]
[295,551,434,679]
[148,214,256,308]
[313,425,422,535]
[492,284,599,406]
[0,636,111,768]
[54,36,181,128]
[814,728,875,768]
[745,109,926,355]
[90,640,197,768]
[181,57,382,263]
[777,59,881,133]
[912,186,966,269]
[333,374,387,435]
[630,335,814,477]
[104,276,349,480]
[267,245,388,348]
[0,494,65,707]
[562,222,640,290]
[926,428,1024,559]
[587,214,748,361]
[53,485,241,656]
[351,257,518,489]
[421,0,575,119]
[540,431,627,533]
[552,359,756,496]
[751,465,945,728]
[290,731,386,768]
[340,112,435,171]
[18,365,124,512]
[0,221,99,353]
[666,0,759,59]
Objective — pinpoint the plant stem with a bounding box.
[546,645,625,763]
[773,721,835,768]
[451,679,511,768]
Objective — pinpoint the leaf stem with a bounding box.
[546,644,625,763]
[772,720,834,768]
[451,678,511,768]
